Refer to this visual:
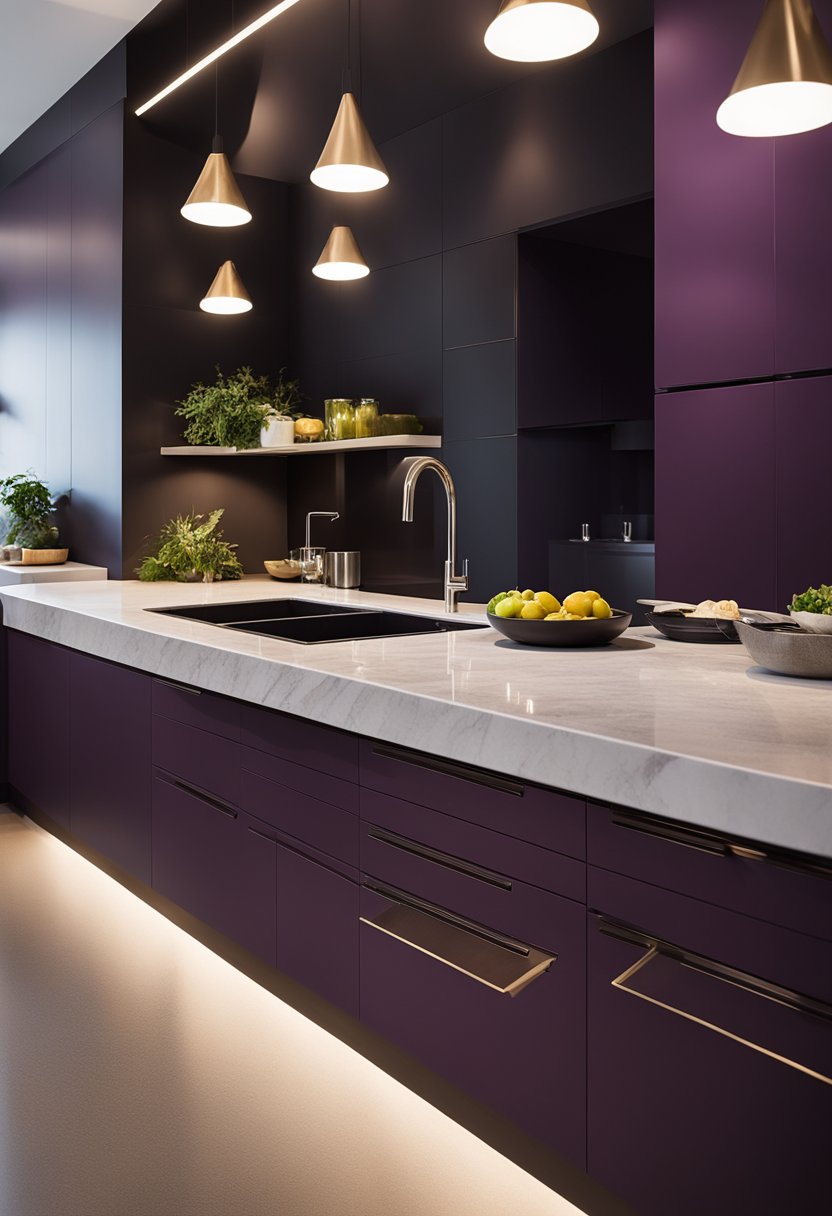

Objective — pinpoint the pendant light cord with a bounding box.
[343,0,352,95]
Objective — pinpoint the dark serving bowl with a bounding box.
[487,609,632,648]
[645,610,740,644]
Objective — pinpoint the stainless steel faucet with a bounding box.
[401,457,469,613]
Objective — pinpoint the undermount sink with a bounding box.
[149,598,486,645]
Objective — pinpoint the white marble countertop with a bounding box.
[0,561,108,585]
[1,578,831,858]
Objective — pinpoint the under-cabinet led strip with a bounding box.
[135,0,303,117]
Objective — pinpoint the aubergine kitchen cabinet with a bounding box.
[7,630,71,830]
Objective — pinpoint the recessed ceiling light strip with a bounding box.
[135,0,303,118]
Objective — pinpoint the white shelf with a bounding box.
[160,435,442,457]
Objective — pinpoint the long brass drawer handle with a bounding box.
[367,827,512,890]
[600,918,832,1087]
[361,884,554,997]
[371,744,524,796]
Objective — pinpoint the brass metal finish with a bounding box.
[181,152,252,226]
[200,261,253,314]
[310,92,389,193]
[312,226,370,280]
[360,902,555,996]
[718,0,832,136]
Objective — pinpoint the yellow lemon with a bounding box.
[563,591,593,618]
[294,417,324,441]
[584,590,601,603]
[544,612,561,621]
[520,600,547,620]
[521,588,536,601]
[535,591,561,615]
[495,596,523,618]
[592,597,613,619]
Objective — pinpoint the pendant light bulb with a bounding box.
[310,92,389,193]
[181,139,252,226]
[200,261,253,314]
[484,0,599,63]
[313,226,370,281]
[717,0,832,137]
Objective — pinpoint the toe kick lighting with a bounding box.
[484,0,600,63]
[717,0,832,136]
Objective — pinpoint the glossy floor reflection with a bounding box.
[0,810,587,1216]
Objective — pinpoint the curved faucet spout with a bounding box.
[401,457,469,613]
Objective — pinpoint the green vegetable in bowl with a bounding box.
[789,584,832,615]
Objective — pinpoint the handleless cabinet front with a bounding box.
[151,773,276,968]
[7,630,71,829]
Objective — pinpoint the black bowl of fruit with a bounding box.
[486,589,632,648]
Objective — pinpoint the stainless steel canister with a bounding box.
[325,551,361,588]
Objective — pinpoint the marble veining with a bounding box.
[1,578,831,857]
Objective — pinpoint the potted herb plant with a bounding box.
[0,472,66,564]
[137,509,243,583]
[175,366,273,450]
[261,369,304,448]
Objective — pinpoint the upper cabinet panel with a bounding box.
[443,235,516,350]
[655,0,775,389]
[442,32,652,250]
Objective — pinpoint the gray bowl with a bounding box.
[735,622,832,679]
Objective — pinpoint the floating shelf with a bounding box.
[160,435,442,457]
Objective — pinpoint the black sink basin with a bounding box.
[148,599,487,644]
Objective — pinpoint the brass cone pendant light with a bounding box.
[182,136,252,226]
[717,0,832,137]
[313,226,370,280]
[311,92,389,193]
[200,261,253,313]
[484,0,599,63]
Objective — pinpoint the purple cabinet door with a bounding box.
[588,890,832,1216]
[69,651,151,883]
[655,382,777,607]
[151,773,276,968]
[655,0,775,388]
[7,630,70,829]
[274,841,359,1018]
[359,884,586,1167]
[775,376,832,610]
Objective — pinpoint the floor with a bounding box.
[0,810,588,1216]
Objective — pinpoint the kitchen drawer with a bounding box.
[152,677,240,742]
[359,739,585,859]
[152,716,240,807]
[362,788,584,916]
[588,868,832,1216]
[151,772,276,967]
[359,882,586,1165]
[238,701,358,784]
[240,764,359,869]
[274,837,359,1018]
[241,745,359,816]
[588,801,832,942]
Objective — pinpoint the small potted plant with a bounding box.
[137,509,243,583]
[261,369,304,448]
[175,366,273,450]
[0,472,66,564]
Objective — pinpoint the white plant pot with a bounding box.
[260,417,295,448]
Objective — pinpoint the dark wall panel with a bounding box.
[443,341,516,443]
[443,437,518,600]
[443,236,517,349]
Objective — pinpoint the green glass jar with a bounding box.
[354,398,379,438]
[324,398,355,441]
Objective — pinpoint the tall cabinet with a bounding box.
[654,0,832,607]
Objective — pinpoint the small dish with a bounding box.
[264,559,302,581]
[789,610,832,636]
[487,610,631,648]
[645,610,740,644]
[736,621,832,679]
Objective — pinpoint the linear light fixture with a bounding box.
[135,0,303,118]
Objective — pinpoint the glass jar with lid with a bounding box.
[354,398,379,438]
[324,399,355,441]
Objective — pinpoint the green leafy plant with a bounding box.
[790,584,832,616]
[264,368,304,420]
[137,510,243,583]
[175,366,273,449]
[0,472,59,548]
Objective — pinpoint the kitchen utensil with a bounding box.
[487,609,631,648]
[735,621,832,679]
[325,550,361,588]
[263,559,302,580]
[290,547,326,583]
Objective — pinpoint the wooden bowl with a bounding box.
[264,559,302,581]
[21,548,69,565]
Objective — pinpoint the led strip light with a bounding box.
[135,0,303,117]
